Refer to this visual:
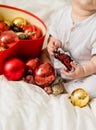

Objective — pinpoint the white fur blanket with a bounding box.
[0,0,96,130]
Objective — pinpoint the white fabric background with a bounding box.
[0,0,96,130]
[0,0,71,26]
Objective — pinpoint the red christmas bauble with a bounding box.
[3,58,25,81]
[0,30,19,48]
[33,62,56,87]
[0,21,9,34]
[22,24,41,39]
[25,58,40,71]
[25,58,40,74]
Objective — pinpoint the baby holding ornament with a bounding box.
[40,0,96,99]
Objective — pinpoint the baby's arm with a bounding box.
[62,55,96,79]
[40,35,62,65]
[39,48,52,64]
[82,55,96,76]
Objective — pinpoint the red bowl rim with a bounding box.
[0,4,47,38]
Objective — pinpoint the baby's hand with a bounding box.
[47,36,62,55]
[62,61,85,79]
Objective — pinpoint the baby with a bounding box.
[40,0,96,98]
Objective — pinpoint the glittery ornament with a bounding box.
[17,32,36,40]
[17,32,28,39]
[52,78,65,96]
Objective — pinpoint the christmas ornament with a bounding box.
[3,58,25,80]
[24,75,35,84]
[17,32,28,39]
[51,78,65,95]
[54,48,74,71]
[0,21,9,34]
[33,62,56,87]
[44,86,53,94]
[0,30,18,48]
[25,58,40,74]
[70,88,90,107]
[11,17,27,32]
[22,24,41,39]
[17,32,36,40]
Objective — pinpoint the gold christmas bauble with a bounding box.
[11,17,27,31]
[70,88,90,107]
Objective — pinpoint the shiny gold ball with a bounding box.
[11,17,27,31]
[70,88,90,107]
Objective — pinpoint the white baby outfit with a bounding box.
[48,6,96,98]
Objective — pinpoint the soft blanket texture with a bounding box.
[0,0,96,130]
[0,75,96,130]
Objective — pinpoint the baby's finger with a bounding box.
[62,68,70,76]
[47,47,55,56]
[54,40,62,48]
[70,61,78,68]
[62,68,76,78]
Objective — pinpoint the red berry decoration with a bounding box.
[3,58,25,80]
[33,62,56,88]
